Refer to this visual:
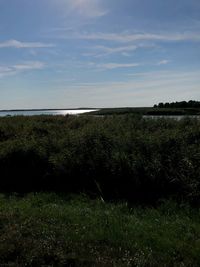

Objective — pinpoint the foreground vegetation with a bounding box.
[0,193,200,267]
[0,114,200,204]
[0,114,200,266]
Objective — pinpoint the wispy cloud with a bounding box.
[69,0,108,17]
[0,61,46,78]
[55,0,108,18]
[82,43,158,58]
[0,40,54,49]
[126,70,182,78]
[66,70,200,107]
[89,62,139,70]
[13,61,45,70]
[67,31,200,43]
[157,60,170,65]
[83,45,138,57]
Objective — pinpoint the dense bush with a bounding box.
[0,115,200,204]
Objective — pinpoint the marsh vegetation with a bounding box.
[0,114,200,266]
[0,115,200,204]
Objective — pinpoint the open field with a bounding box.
[0,193,200,267]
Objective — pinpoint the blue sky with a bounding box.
[0,0,200,109]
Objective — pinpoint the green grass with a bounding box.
[0,193,200,266]
[0,115,200,266]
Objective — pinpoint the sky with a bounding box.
[0,0,200,109]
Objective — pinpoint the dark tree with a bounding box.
[154,100,200,108]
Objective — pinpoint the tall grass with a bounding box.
[0,115,200,204]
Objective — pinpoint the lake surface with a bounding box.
[0,110,199,119]
[143,115,200,120]
[0,109,97,117]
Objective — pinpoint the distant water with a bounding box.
[0,109,97,117]
[143,115,200,120]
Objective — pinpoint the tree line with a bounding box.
[154,100,200,108]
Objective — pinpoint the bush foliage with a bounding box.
[0,115,200,204]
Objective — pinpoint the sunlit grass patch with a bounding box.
[0,194,200,266]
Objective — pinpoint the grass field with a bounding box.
[0,193,200,267]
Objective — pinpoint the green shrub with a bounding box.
[0,115,199,204]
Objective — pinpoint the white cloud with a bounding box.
[0,40,54,49]
[125,70,192,81]
[121,52,131,57]
[65,70,200,107]
[70,0,108,17]
[82,45,137,57]
[96,63,139,70]
[68,31,200,43]
[0,61,46,78]
[81,43,157,58]
[95,45,138,55]
[0,66,15,78]
[13,61,45,71]
[157,60,170,65]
